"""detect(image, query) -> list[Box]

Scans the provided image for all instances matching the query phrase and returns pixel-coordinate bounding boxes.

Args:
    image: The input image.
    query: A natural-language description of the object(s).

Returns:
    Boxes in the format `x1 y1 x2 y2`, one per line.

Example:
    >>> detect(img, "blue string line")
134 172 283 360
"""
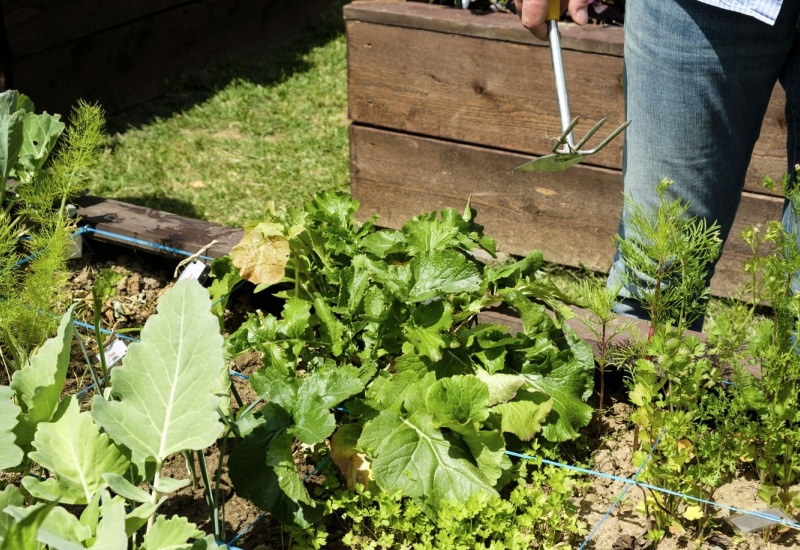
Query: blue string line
83 227 214 261
3 227 89 273
224 457 332 547
506 450 800 530
578 428 666 549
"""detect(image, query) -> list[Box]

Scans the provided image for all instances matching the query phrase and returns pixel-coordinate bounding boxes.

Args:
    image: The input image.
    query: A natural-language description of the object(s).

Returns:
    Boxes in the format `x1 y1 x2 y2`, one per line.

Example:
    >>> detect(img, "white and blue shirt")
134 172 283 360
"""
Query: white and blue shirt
697 0 782 25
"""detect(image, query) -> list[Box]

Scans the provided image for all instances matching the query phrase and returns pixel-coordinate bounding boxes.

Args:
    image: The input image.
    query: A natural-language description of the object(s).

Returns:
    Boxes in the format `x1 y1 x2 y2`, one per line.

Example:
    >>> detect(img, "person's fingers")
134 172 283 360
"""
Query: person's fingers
567 0 590 25
515 0 549 40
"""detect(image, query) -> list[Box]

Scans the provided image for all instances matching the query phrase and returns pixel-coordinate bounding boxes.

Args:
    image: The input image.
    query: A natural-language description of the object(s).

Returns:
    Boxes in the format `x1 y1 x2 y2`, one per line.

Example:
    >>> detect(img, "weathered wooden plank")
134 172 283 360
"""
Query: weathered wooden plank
349 124 784 298
344 1 625 56
3 0 187 57
8 0 334 114
345 3 787 195
75 195 243 260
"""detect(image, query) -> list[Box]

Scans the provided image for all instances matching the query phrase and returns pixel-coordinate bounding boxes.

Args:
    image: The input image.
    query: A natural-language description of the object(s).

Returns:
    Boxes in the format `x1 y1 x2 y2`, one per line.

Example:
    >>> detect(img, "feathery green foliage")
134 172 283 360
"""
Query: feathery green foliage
0 93 105 373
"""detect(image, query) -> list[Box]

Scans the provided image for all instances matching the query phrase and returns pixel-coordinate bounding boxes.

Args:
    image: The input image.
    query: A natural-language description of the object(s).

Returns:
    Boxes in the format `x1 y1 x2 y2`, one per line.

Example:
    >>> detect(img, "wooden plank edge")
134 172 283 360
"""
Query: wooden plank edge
75 195 243 260
344 1 624 57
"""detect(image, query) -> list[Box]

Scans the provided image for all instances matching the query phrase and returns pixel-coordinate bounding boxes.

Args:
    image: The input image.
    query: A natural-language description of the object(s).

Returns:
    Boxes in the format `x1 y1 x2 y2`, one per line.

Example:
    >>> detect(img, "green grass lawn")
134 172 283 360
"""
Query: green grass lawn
91 19 349 229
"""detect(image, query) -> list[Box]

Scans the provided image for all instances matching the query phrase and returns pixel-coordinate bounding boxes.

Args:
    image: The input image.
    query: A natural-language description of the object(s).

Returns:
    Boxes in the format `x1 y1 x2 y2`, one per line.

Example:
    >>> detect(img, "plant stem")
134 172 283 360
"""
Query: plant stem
148 463 162 533
91 286 111 384
197 449 221 539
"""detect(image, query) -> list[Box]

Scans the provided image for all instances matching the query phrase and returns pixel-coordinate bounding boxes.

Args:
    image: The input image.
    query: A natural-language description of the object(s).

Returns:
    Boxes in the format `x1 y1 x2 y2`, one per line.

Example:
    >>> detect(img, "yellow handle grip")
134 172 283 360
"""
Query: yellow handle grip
547 0 561 21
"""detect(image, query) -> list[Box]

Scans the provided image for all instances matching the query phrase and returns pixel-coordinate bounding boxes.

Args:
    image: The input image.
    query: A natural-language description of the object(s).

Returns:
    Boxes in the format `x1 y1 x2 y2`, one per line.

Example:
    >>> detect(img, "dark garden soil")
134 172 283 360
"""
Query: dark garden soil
42 241 800 549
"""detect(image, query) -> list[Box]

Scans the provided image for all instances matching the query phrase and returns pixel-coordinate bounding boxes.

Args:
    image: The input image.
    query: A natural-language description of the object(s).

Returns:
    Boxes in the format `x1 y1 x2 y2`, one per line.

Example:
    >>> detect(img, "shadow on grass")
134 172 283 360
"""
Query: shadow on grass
104 0 347 135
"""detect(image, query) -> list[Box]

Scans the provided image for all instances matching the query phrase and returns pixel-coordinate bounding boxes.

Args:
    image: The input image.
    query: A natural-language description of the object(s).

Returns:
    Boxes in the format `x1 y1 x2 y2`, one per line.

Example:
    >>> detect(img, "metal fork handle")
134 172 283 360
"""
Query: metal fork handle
547 19 574 149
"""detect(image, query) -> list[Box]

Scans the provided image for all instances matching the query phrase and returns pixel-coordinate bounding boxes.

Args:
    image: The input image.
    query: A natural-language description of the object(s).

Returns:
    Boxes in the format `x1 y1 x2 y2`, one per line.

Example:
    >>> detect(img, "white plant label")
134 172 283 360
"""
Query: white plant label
95 338 128 368
178 260 209 283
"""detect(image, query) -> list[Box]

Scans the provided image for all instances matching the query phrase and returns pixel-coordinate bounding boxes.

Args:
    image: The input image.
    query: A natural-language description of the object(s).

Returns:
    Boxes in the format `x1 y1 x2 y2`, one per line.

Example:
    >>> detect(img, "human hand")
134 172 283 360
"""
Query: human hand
513 0 590 40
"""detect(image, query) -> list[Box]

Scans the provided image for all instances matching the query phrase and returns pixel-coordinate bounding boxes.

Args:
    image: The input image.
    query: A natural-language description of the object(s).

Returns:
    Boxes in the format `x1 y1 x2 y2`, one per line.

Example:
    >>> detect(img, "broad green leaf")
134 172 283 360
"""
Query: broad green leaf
38 507 91 547
460 425 507 486
402 300 453 362
208 256 242 328
0 90 33 116
307 191 359 227
291 366 365 444
408 251 481 303
500 289 554 333
124 502 159 537
364 369 424 413
18 112 65 173
340 266 369 315
486 250 544 283
142 514 202 550
92 491 127 550
360 230 405 258
425 375 490 433
0 386 22 469
228 405 321 527
266 432 315 507
493 396 552 441
1 502 53 550
313 297 346 357
475 370 525 406
231 223 290 287
153 478 190 494
24 397 129 504
250 367 296 409
277 297 311 340
359 408 497 509
11 307 74 447
0 110 23 183
102 473 150 504
519 331 594 442
92 280 226 462
402 212 462 255
0 486 24 538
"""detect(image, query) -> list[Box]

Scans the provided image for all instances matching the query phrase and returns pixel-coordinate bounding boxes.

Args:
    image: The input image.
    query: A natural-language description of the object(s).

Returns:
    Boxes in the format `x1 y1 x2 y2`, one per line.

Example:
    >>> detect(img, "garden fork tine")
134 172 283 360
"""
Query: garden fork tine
516 0 630 172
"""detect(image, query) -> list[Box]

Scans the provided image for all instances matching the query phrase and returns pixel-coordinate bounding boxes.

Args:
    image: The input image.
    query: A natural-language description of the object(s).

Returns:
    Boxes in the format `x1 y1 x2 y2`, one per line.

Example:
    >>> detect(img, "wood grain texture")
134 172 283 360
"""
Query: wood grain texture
75 195 243 260
345 2 787 196
5 0 333 114
349 124 784 298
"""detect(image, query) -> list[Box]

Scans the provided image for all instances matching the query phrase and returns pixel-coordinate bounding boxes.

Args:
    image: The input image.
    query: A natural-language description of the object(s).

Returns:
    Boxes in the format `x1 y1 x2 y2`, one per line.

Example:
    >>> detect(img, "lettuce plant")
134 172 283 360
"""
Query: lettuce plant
223 191 595 526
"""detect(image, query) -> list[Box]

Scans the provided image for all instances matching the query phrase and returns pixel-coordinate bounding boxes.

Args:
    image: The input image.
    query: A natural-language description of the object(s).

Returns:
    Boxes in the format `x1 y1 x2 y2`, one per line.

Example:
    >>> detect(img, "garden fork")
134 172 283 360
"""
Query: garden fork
516 0 630 172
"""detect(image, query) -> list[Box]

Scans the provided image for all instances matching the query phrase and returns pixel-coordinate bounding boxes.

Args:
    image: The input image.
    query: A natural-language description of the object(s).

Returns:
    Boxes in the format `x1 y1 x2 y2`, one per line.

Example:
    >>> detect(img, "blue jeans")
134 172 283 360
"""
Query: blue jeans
608 0 800 331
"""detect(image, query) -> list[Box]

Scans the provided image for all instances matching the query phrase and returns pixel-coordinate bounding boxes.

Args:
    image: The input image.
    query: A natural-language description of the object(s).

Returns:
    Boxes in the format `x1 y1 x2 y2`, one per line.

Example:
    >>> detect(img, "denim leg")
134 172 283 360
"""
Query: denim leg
781 29 800 295
608 0 800 330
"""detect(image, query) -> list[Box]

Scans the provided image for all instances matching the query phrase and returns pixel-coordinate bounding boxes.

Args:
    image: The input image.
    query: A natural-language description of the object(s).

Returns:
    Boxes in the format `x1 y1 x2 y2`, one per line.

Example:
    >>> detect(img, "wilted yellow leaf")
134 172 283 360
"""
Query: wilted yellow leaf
682 505 704 521
331 425 377 493
231 225 290 286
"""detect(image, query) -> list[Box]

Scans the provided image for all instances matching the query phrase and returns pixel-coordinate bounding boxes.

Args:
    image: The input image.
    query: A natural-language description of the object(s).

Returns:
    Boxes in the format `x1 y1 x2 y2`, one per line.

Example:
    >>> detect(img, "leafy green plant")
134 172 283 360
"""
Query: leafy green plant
0 279 226 548
327 461 587 549
222 191 595 527
0 90 104 370
615 179 722 336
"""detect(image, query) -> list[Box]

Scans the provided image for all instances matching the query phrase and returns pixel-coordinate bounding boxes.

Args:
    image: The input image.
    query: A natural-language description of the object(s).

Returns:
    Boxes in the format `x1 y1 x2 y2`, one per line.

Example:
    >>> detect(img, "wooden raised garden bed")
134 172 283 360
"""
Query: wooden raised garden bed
344 1 787 298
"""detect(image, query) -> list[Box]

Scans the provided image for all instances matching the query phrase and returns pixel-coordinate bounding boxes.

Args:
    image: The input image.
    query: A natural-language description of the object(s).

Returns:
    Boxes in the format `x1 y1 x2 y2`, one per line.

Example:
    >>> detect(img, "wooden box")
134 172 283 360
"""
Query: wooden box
345 1 787 297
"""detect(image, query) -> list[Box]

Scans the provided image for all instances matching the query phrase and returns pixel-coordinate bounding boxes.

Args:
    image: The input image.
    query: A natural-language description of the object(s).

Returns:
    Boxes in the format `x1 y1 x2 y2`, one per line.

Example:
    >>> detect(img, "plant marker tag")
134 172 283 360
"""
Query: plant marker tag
68 233 83 259
177 260 209 284
728 508 793 533
93 338 128 368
